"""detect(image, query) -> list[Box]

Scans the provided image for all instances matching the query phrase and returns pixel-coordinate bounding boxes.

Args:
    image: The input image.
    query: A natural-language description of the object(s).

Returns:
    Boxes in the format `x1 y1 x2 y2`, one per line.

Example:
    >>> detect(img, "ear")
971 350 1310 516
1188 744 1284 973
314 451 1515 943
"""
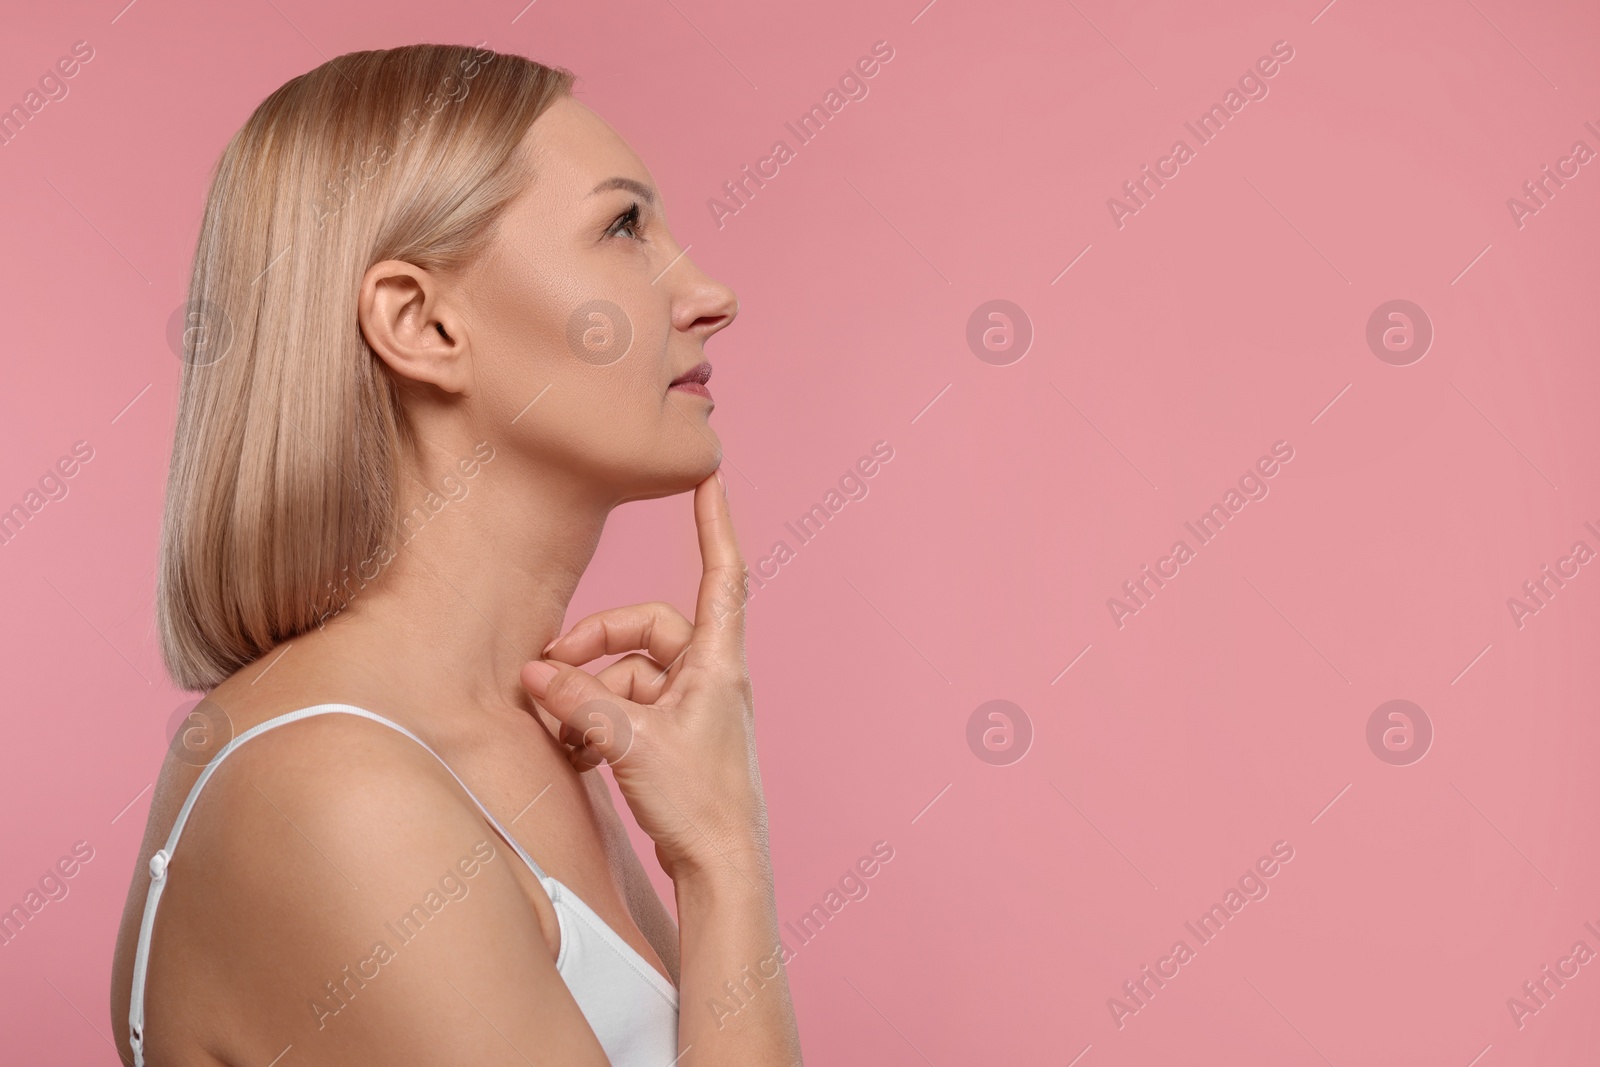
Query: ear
358 259 471 394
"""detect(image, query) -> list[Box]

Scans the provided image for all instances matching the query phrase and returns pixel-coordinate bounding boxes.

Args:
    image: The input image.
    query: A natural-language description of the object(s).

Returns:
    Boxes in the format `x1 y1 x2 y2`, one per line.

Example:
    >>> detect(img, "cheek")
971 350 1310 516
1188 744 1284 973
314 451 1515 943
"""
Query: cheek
466 252 674 417
502 354 670 471
458 245 693 479
570 305 628 364
551 298 674 426
464 284 576 419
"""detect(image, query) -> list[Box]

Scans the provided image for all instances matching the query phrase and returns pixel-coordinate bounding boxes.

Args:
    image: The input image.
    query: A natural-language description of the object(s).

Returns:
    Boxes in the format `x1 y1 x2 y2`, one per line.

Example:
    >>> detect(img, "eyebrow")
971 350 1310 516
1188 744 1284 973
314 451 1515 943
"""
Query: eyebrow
589 176 657 206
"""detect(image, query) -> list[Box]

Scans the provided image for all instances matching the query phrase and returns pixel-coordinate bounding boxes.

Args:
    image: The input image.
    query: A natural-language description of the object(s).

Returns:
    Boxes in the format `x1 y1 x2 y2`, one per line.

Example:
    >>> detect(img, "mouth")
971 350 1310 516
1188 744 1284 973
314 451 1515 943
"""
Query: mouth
668 361 713 400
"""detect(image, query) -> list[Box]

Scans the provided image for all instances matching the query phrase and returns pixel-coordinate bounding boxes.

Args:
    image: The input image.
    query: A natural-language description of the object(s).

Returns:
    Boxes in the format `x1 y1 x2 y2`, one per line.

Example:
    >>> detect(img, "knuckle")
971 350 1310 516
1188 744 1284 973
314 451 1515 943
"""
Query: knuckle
714 557 748 584
680 642 718 673
714 566 750 611
628 712 652 745
548 667 587 706
576 698 633 754
709 660 753 696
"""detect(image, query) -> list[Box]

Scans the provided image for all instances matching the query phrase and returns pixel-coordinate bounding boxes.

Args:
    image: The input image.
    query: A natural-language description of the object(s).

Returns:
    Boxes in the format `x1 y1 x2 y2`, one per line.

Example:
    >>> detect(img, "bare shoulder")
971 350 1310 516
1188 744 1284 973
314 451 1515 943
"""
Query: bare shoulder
130 710 609 1066
198 707 465 831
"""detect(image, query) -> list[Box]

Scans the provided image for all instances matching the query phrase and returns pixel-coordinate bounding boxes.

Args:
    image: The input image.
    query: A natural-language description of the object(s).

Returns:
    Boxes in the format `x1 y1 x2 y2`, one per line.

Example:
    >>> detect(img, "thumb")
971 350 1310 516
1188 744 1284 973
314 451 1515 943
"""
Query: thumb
522 660 637 766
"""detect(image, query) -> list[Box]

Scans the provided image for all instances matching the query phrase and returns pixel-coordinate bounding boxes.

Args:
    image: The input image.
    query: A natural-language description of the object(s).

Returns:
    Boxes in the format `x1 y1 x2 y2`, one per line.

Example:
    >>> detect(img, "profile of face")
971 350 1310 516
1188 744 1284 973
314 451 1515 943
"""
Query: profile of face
360 96 739 505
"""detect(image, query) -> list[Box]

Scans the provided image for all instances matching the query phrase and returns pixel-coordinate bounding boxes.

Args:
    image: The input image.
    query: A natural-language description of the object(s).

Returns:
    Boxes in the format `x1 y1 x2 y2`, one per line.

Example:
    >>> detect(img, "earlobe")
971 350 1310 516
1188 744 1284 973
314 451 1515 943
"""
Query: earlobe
358 259 470 394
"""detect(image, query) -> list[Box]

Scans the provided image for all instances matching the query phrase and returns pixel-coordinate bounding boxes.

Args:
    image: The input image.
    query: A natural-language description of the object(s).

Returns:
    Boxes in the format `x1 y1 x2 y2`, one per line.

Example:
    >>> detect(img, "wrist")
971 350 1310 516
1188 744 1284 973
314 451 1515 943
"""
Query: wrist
672 839 775 903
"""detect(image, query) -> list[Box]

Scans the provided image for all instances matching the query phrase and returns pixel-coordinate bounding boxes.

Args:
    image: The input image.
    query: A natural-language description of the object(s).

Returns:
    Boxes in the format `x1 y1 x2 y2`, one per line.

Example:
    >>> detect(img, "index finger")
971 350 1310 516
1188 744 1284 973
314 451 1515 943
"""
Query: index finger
542 602 694 670
691 467 749 661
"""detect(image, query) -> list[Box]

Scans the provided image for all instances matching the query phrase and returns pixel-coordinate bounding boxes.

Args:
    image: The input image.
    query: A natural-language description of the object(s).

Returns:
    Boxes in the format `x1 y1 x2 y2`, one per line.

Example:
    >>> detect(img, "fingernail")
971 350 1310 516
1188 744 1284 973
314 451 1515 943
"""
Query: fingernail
525 660 559 693
715 467 726 491
541 636 558 655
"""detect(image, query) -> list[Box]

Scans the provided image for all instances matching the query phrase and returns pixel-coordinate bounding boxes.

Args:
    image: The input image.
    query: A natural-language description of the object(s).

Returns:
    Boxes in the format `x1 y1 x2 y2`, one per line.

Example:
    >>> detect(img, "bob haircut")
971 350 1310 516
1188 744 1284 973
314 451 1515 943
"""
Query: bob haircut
157 43 574 691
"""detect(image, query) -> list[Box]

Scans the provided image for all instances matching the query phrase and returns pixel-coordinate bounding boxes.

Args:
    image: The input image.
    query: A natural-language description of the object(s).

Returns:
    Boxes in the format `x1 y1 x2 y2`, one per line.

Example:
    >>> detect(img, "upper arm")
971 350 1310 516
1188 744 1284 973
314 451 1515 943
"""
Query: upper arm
167 716 612 1067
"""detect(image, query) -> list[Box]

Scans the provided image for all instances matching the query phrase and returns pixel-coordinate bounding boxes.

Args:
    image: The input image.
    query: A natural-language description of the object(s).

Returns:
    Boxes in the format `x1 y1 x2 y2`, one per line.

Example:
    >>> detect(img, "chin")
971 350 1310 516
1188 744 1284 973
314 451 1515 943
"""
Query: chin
613 443 721 505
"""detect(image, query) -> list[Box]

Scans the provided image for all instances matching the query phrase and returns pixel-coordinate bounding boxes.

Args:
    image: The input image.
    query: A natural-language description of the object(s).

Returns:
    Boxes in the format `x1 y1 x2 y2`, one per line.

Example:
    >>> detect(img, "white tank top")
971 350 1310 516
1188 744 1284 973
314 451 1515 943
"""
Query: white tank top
127 704 680 1066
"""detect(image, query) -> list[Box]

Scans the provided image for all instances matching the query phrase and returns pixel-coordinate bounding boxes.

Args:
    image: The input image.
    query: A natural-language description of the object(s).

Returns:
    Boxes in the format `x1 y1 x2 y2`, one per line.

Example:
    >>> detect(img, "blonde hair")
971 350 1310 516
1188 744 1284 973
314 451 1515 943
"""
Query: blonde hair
157 43 574 691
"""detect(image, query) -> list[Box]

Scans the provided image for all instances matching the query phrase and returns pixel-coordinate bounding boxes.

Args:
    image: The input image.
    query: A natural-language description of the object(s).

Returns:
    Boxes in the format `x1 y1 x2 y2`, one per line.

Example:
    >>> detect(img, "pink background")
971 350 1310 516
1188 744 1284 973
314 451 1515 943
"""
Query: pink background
2 0 1598 1063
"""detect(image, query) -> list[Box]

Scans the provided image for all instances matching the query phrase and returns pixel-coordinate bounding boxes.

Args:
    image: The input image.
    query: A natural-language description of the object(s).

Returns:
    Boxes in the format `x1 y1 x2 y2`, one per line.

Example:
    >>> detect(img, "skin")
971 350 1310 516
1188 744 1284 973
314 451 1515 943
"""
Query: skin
109 95 802 1066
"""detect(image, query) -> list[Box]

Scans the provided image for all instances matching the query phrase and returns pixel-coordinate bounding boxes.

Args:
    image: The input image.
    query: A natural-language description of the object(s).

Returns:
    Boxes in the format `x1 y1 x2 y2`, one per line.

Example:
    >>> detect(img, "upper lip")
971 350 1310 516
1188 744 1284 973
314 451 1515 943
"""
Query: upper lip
669 361 713 387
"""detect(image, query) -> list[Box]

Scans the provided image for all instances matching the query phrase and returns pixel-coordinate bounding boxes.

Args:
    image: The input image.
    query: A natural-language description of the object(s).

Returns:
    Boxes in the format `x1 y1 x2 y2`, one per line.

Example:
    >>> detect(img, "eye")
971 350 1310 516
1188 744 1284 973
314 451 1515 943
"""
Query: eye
606 201 644 241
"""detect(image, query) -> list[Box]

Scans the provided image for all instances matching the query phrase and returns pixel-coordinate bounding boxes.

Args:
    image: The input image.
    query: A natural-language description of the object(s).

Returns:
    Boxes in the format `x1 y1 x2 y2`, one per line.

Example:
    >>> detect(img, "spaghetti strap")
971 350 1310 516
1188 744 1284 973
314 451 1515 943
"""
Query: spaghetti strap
127 703 551 1067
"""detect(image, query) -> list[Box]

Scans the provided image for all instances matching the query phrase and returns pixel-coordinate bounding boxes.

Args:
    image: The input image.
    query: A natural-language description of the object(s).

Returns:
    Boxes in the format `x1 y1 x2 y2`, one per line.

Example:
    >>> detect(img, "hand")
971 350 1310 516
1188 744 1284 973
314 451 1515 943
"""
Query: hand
520 470 768 885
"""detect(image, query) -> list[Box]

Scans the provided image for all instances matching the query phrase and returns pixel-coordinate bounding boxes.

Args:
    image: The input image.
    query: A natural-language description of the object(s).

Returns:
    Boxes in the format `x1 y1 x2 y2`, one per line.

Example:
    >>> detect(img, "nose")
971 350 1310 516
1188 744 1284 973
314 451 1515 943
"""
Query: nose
671 257 738 342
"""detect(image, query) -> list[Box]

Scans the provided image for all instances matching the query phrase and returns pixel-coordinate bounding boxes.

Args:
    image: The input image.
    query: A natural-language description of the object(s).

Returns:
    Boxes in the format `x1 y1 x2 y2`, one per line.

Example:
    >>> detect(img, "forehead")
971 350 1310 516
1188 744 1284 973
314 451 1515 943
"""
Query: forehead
517 96 652 203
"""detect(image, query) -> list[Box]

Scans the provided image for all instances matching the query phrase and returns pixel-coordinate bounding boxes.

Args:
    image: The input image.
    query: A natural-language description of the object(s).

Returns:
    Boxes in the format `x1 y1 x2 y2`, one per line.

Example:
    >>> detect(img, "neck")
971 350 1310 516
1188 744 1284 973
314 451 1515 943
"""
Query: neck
294 436 614 728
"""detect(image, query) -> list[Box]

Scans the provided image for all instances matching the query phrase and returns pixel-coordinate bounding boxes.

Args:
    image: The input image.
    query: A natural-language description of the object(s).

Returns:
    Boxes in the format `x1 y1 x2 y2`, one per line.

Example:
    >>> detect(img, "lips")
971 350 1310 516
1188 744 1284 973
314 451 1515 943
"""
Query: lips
669 361 713 387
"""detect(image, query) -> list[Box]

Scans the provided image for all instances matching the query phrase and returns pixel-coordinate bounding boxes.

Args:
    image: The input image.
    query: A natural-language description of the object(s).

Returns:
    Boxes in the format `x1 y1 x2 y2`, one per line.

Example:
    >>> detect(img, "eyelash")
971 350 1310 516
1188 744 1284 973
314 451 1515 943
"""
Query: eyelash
607 202 645 241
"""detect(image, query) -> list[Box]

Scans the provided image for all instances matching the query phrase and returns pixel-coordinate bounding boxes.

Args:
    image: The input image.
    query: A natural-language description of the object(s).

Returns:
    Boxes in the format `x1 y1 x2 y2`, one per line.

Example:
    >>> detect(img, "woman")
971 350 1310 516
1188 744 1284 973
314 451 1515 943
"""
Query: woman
109 43 802 1066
